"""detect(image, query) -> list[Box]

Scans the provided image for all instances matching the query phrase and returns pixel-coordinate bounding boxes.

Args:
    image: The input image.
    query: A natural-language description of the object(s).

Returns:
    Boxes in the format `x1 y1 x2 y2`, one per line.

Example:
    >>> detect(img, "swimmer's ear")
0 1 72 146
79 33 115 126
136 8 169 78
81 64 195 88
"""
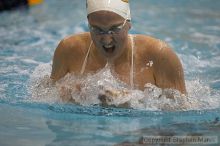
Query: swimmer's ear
87 14 90 20
127 21 132 30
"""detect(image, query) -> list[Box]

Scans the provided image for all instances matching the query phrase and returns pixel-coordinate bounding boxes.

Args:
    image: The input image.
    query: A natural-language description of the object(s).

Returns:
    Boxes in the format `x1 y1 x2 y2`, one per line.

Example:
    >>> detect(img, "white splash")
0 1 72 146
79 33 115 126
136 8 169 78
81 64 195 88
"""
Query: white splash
28 63 61 103
146 60 153 68
28 63 220 111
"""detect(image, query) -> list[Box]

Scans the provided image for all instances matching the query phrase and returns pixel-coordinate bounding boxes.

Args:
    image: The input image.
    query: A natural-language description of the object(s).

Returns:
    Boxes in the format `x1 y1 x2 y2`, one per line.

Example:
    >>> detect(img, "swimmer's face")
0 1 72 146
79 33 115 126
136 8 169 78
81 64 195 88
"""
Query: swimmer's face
88 11 131 60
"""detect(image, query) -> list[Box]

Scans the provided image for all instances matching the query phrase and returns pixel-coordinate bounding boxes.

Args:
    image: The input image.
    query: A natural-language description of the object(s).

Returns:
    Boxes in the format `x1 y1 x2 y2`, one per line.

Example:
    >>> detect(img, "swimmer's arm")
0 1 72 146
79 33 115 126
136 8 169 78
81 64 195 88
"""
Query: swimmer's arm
50 40 69 82
153 47 187 94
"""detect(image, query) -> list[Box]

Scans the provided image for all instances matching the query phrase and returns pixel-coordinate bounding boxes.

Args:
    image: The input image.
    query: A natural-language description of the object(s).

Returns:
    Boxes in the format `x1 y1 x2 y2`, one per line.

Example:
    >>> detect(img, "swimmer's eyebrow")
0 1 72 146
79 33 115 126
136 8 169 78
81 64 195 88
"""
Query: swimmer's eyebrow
90 25 102 30
90 22 124 29
110 22 125 28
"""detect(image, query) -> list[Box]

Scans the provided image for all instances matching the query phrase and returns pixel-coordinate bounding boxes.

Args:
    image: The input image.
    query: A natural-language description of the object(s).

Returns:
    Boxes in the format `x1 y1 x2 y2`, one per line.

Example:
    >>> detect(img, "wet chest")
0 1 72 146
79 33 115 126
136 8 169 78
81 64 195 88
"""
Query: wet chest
114 61 155 89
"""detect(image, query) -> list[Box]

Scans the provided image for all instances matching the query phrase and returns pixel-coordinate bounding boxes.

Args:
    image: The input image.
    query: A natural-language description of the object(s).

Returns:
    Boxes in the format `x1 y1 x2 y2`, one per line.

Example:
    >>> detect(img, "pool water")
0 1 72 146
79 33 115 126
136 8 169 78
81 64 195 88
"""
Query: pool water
0 0 220 145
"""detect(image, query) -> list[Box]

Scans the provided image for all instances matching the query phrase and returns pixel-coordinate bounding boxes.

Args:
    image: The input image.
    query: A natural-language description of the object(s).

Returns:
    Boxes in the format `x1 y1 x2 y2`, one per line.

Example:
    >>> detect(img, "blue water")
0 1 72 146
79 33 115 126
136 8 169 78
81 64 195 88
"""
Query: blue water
0 0 220 145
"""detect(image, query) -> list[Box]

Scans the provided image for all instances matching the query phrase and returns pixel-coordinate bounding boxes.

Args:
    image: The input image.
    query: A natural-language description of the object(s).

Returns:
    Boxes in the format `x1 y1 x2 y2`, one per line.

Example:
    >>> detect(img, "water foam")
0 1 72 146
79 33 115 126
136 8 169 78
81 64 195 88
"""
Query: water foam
28 63 220 111
28 63 61 103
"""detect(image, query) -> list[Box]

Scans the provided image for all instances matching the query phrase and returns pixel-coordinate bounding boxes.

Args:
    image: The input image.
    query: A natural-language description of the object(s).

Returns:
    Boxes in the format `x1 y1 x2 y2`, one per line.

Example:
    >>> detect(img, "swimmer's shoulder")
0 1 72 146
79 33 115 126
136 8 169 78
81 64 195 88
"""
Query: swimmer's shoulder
133 34 170 53
53 32 92 59
132 34 181 69
51 33 91 81
57 32 91 53
132 35 186 93
132 34 172 61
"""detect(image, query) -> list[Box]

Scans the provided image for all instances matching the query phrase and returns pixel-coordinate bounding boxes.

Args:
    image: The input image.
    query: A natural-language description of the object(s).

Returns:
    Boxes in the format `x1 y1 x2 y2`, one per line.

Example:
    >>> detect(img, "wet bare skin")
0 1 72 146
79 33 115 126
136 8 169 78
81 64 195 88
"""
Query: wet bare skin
50 11 186 98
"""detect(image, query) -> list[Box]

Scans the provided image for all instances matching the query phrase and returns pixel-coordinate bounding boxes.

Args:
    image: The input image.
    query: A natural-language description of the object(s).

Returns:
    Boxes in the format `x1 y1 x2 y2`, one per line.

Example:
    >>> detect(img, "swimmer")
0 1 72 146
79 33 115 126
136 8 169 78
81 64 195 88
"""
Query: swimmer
50 0 186 102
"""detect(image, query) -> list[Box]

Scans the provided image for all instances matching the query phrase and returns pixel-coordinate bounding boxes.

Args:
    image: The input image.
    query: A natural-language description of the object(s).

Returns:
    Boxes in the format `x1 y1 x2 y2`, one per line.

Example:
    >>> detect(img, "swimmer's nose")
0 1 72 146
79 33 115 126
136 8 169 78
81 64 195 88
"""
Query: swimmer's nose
101 35 113 45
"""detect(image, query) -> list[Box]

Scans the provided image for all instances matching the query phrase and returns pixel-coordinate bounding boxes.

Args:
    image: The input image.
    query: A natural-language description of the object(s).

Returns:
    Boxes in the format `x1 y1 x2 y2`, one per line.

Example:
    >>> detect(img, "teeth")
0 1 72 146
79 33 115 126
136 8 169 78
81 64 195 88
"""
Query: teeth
103 45 115 53
104 45 113 48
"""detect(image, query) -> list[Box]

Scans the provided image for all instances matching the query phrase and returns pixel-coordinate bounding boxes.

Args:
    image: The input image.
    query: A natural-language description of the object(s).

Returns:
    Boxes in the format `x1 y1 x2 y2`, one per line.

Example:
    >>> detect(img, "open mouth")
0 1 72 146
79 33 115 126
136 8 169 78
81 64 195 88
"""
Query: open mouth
103 45 116 53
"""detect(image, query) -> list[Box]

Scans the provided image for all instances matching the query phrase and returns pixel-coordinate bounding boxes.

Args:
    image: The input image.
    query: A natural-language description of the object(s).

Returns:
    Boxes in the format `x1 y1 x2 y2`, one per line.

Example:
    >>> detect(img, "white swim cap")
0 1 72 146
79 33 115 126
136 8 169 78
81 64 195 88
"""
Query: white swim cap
86 0 131 20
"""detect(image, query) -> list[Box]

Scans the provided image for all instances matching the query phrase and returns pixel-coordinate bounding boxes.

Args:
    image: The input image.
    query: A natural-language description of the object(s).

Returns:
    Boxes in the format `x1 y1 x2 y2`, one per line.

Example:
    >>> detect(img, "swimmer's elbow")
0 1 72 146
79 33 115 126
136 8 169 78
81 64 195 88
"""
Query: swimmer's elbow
176 81 187 95
50 75 57 83
50 61 68 82
154 62 187 95
158 47 186 94
50 68 68 83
